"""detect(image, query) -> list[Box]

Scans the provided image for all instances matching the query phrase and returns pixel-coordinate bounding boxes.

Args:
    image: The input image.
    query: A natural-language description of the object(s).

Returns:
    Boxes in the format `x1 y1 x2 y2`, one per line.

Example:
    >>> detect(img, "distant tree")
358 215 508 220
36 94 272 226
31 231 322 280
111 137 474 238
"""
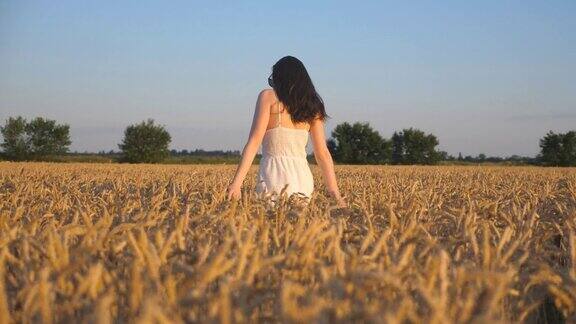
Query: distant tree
0 116 71 161
391 128 441 165
539 131 576 166
326 138 338 157
561 131 576 166
457 152 463 161
327 122 391 164
26 117 72 158
487 156 503 163
391 132 404 164
118 119 171 163
438 151 450 161
539 132 562 165
0 117 29 160
478 153 486 161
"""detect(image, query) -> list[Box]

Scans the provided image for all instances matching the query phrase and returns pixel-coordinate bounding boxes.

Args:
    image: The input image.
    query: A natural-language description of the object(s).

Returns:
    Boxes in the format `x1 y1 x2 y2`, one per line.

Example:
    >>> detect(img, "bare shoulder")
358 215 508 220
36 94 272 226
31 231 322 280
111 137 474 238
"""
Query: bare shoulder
310 116 325 127
258 88 277 103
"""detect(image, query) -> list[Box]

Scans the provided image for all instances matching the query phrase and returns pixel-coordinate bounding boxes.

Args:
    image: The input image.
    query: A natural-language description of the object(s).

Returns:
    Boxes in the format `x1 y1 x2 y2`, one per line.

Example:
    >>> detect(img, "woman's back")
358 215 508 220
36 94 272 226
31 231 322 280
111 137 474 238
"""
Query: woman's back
261 100 309 159
256 98 314 199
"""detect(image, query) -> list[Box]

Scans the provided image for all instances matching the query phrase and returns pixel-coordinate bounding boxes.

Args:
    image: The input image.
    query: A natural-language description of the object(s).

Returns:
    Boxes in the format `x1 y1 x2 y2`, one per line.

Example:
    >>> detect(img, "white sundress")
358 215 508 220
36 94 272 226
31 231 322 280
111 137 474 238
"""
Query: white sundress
256 101 314 200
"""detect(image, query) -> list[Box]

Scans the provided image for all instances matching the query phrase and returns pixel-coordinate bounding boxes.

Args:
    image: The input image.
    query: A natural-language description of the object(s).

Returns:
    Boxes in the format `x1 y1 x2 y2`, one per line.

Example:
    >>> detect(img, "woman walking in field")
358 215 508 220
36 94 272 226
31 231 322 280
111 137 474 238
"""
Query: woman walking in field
227 56 345 207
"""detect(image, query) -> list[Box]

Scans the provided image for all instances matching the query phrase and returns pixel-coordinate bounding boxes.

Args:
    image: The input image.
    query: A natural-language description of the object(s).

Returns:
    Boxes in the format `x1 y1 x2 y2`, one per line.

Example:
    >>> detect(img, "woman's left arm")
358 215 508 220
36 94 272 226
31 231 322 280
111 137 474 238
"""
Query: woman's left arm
226 90 272 200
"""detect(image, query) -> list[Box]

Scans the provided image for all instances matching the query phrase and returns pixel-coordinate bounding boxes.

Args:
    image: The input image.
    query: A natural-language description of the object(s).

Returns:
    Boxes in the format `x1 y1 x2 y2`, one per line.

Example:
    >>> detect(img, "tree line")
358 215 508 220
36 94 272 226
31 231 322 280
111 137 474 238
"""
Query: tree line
0 117 172 163
1 116 574 166
327 122 443 165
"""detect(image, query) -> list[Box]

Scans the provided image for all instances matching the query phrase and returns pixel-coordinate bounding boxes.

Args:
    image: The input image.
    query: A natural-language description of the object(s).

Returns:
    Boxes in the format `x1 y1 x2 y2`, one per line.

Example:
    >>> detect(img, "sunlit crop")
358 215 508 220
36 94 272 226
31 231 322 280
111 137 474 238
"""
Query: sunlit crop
0 162 574 323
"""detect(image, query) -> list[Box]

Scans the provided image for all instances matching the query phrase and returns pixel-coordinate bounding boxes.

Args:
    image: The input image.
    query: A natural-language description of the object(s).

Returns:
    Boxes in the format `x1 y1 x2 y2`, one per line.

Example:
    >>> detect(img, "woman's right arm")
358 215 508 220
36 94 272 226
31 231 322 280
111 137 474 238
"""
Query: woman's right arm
226 89 272 200
309 118 346 207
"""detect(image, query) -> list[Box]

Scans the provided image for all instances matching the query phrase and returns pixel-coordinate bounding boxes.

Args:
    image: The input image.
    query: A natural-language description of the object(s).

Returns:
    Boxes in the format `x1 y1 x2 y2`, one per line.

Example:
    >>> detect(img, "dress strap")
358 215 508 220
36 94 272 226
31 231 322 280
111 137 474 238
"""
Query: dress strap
277 101 282 127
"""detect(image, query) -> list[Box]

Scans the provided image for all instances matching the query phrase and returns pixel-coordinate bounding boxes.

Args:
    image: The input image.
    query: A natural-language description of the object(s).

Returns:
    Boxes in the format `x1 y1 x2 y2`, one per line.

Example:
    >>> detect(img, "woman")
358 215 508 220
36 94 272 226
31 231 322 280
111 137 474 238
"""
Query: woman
226 56 345 207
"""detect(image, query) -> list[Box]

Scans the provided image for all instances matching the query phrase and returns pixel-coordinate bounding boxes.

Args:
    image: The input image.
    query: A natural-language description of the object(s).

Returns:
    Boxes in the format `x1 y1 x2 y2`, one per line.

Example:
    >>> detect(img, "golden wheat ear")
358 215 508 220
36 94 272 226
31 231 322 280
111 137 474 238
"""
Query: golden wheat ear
1 163 574 323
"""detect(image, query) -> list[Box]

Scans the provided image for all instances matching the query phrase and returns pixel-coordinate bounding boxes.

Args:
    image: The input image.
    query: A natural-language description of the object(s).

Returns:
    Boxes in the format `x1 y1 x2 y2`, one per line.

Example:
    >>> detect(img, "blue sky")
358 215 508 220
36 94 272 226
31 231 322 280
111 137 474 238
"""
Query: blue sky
1 0 575 156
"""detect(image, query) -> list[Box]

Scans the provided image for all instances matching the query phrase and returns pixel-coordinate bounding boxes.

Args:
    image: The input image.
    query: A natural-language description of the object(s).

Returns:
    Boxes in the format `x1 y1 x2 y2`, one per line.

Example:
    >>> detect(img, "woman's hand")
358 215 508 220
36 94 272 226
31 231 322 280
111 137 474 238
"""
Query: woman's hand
329 190 347 208
336 195 347 208
226 182 242 201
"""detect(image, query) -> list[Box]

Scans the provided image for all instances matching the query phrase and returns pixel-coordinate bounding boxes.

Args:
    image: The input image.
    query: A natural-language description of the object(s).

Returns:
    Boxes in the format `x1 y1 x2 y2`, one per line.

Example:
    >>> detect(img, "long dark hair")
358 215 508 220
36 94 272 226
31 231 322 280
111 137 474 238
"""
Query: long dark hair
268 56 327 123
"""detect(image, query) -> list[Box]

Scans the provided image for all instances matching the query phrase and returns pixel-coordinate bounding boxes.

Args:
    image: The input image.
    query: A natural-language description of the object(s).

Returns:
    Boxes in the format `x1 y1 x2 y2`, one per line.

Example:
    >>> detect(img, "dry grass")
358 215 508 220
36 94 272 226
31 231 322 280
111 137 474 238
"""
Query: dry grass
0 162 575 323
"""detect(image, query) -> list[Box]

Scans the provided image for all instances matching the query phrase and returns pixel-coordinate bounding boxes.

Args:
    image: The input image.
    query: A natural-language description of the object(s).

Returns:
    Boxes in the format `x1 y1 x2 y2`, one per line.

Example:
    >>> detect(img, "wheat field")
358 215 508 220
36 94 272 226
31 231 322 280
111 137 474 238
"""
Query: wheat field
0 162 575 323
